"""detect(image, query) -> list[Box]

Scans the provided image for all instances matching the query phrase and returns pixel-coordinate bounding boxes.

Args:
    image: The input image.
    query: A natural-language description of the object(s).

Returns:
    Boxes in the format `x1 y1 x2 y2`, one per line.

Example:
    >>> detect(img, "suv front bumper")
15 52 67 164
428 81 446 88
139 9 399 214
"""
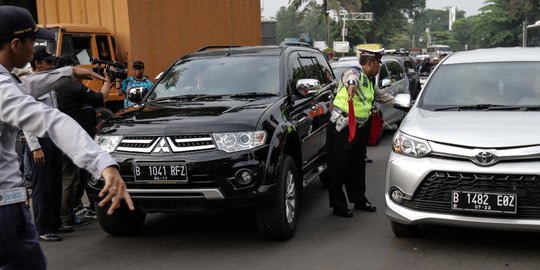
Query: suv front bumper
88 146 276 212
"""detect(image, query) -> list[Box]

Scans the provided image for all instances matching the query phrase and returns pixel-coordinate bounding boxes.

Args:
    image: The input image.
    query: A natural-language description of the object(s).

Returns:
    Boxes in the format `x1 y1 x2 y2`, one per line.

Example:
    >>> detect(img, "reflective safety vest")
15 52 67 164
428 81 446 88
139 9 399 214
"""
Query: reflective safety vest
332 70 374 125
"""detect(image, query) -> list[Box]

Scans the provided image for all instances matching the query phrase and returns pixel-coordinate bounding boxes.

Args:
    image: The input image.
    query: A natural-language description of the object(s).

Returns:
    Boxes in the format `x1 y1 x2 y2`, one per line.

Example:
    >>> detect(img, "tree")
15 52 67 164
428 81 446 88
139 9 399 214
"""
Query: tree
276 3 342 45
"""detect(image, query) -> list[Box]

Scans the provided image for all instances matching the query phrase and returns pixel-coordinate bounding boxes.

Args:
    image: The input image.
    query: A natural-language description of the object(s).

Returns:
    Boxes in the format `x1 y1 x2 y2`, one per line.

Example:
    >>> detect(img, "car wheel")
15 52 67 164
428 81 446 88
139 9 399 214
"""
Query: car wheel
95 202 146 236
390 221 419 237
256 154 299 240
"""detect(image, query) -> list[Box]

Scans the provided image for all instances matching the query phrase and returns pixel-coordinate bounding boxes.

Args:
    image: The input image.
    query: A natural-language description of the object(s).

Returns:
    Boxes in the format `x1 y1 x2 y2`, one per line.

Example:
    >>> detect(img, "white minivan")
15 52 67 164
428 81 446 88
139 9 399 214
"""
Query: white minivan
386 47 540 237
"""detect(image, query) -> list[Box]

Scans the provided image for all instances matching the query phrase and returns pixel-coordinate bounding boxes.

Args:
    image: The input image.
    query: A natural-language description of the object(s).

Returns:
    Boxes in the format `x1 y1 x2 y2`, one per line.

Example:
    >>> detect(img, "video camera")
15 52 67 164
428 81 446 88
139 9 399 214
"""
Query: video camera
90 57 128 81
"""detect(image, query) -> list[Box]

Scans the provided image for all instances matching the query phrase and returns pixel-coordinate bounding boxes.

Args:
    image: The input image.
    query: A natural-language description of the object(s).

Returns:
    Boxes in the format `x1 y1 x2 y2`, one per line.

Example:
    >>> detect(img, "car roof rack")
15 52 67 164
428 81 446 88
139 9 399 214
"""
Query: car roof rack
196 45 242 52
279 41 312 48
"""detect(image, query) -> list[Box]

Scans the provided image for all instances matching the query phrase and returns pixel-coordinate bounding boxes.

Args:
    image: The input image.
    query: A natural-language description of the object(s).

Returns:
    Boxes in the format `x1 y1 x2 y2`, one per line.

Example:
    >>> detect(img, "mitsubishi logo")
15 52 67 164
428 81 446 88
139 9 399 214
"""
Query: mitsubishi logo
473 151 497 166
153 138 171 153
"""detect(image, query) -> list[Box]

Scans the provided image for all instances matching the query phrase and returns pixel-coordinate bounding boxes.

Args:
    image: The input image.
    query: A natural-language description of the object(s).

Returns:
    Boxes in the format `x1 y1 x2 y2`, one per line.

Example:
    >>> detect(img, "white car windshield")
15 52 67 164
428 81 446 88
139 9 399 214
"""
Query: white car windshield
418 62 540 110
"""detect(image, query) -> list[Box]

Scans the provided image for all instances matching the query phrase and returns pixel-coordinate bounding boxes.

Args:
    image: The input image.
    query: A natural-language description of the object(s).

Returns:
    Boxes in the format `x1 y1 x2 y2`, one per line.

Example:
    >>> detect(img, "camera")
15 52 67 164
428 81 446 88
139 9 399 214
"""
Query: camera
90 57 128 81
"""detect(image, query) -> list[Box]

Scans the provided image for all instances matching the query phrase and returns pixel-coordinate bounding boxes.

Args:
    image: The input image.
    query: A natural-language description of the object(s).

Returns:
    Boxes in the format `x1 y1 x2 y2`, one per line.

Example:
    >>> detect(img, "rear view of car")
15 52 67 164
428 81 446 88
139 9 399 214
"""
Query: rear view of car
385 48 540 237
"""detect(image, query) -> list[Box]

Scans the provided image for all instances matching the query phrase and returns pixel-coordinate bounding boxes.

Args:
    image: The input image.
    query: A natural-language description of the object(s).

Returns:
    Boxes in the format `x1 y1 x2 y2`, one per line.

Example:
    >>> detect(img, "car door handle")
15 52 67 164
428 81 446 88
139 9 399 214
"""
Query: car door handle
293 115 308 124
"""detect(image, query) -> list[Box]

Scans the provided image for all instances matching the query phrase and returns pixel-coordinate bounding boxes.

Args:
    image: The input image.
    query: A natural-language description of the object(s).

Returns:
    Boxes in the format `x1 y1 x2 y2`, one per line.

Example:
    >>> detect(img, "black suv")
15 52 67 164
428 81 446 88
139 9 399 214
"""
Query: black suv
89 44 337 240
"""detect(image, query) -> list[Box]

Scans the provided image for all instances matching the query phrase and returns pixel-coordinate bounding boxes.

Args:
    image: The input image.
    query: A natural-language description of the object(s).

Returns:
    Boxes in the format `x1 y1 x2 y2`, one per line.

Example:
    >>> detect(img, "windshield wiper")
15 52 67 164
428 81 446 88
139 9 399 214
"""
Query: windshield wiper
434 104 514 111
485 105 540 111
230 92 277 98
192 94 228 101
149 94 209 103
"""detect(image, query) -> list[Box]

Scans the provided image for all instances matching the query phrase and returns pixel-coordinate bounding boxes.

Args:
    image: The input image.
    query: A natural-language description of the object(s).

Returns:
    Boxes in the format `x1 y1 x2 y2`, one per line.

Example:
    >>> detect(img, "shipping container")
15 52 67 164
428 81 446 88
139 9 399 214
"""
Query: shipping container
36 0 262 84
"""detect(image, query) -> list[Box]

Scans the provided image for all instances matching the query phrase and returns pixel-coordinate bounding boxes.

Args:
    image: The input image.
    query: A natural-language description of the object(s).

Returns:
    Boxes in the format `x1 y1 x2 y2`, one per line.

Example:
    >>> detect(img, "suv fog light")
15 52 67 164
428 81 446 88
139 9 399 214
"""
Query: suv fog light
390 188 404 204
236 169 253 185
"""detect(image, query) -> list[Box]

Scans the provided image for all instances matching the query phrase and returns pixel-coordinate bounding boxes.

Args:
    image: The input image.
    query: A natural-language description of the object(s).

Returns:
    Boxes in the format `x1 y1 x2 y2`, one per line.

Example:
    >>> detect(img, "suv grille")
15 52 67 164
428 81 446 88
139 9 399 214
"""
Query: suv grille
116 135 215 154
402 171 540 218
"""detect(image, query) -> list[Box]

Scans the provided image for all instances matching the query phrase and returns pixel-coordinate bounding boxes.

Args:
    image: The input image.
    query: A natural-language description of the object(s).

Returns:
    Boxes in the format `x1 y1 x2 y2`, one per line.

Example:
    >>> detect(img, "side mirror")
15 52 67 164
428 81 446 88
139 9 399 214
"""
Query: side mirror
155 71 163 81
296 79 321 97
127 86 148 104
394 93 411 112
381 78 391 88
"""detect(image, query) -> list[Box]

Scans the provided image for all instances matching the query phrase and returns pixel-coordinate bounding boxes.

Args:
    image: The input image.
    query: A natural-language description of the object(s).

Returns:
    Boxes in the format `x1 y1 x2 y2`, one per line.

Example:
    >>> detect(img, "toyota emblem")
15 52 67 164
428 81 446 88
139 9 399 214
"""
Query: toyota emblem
473 151 497 166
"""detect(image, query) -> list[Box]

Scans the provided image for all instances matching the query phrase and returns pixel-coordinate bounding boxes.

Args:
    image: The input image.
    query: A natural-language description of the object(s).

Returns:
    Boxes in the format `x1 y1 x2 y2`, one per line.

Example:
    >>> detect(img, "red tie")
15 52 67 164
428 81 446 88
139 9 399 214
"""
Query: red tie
348 99 356 142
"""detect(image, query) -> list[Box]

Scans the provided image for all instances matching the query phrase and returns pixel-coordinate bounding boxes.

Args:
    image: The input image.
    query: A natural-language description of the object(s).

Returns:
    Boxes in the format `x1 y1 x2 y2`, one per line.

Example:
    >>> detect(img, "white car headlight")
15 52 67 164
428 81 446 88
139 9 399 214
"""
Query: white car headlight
213 131 266 153
393 131 431 158
94 135 122 153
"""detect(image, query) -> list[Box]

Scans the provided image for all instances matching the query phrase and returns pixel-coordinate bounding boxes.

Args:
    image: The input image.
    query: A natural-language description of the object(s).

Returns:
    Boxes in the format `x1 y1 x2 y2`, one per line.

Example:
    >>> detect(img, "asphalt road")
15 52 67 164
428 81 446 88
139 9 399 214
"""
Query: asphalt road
42 131 540 270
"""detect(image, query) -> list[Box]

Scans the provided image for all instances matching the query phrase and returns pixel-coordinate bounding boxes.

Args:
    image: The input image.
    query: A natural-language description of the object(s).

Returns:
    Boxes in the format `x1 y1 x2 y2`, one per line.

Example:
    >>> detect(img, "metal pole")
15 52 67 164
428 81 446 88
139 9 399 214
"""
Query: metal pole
342 18 346 42
412 33 415 49
523 20 527 47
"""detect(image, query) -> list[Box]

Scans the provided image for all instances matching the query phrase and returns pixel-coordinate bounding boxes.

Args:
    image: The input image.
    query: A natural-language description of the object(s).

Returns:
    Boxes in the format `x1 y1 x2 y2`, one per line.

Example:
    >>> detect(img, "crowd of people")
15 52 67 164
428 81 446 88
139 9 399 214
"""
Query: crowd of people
15 46 152 242
0 5 136 269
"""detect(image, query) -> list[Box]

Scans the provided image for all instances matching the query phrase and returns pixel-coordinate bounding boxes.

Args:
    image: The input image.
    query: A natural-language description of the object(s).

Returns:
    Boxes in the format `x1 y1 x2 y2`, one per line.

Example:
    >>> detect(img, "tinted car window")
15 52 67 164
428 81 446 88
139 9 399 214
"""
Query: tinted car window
61 34 93 64
95 35 112 61
387 61 404 81
419 62 540 109
404 59 414 71
149 56 280 100
314 54 334 85
299 57 324 83
291 56 307 90
378 64 390 86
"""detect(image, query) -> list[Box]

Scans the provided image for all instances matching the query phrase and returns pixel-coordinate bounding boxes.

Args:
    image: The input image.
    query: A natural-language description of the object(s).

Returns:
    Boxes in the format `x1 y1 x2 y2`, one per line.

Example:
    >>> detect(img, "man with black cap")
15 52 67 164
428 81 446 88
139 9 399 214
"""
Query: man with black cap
0 6 133 269
327 48 394 218
23 45 72 242
115 60 153 108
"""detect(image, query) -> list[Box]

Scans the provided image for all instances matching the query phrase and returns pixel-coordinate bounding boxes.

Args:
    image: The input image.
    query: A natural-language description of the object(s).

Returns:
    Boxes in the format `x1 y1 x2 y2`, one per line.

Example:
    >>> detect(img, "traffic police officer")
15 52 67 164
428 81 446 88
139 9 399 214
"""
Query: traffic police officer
0 6 133 269
327 48 394 218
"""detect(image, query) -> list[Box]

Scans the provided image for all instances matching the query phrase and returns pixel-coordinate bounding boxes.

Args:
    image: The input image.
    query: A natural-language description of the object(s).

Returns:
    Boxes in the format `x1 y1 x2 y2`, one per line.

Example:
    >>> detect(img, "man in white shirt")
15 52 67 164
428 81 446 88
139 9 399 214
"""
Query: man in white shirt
0 6 133 270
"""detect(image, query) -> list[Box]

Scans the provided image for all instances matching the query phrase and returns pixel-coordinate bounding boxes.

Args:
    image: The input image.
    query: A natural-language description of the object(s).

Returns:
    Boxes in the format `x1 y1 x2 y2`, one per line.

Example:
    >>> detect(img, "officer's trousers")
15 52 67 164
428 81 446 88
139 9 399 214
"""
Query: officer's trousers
31 138 62 235
0 203 47 270
327 117 372 210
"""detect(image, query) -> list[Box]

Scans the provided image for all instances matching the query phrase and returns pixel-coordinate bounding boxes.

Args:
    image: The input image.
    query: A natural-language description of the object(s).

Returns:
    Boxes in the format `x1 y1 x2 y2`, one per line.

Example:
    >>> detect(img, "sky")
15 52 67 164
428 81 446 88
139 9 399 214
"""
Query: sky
261 0 486 18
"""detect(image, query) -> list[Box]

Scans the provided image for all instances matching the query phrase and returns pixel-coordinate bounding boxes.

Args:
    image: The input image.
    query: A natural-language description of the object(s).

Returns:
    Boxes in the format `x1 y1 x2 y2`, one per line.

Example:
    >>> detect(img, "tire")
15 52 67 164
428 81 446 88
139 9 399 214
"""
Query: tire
390 221 419 238
95 202 146 236
256 155 299 240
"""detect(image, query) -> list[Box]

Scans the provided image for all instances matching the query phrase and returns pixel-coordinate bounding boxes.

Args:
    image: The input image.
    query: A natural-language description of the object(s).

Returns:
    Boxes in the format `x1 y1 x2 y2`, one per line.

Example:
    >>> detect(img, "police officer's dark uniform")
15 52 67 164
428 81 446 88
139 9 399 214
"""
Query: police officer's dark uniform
0 6 121 269
327 49 394 217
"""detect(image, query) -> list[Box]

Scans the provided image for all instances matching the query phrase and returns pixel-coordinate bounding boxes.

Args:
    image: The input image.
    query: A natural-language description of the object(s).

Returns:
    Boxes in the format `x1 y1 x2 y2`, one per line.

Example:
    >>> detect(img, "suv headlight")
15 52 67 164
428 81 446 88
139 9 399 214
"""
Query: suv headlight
393 131 431 158
213 131 266 153
94 135 122 153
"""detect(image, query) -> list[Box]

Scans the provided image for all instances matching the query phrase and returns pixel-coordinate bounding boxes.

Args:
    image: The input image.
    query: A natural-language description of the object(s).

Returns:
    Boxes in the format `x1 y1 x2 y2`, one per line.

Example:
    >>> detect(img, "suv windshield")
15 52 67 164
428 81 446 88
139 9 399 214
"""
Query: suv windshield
418 62 540 110
148 56 280 101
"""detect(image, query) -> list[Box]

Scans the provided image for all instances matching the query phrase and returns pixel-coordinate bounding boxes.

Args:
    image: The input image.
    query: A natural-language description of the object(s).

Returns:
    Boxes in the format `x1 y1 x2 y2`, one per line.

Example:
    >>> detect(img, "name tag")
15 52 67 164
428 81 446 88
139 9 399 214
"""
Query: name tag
0 187 27 206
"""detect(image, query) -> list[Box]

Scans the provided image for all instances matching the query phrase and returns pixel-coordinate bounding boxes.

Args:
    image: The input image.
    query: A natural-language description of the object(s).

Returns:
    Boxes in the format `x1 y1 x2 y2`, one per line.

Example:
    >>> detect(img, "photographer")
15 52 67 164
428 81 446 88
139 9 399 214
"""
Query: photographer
114 60 153 108
55 55 112 228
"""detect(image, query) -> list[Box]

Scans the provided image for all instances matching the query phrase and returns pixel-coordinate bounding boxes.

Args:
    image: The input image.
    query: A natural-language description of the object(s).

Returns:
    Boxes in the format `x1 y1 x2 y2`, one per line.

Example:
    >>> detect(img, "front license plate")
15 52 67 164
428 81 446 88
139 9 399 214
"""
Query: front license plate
133 163 188 183
451 191 517 214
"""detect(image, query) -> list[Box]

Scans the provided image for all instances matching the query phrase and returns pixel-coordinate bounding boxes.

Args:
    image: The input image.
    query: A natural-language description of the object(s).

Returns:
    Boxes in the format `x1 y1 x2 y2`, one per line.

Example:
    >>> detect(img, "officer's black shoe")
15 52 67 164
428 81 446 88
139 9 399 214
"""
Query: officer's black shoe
354 201 377 212
332 207 354 218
